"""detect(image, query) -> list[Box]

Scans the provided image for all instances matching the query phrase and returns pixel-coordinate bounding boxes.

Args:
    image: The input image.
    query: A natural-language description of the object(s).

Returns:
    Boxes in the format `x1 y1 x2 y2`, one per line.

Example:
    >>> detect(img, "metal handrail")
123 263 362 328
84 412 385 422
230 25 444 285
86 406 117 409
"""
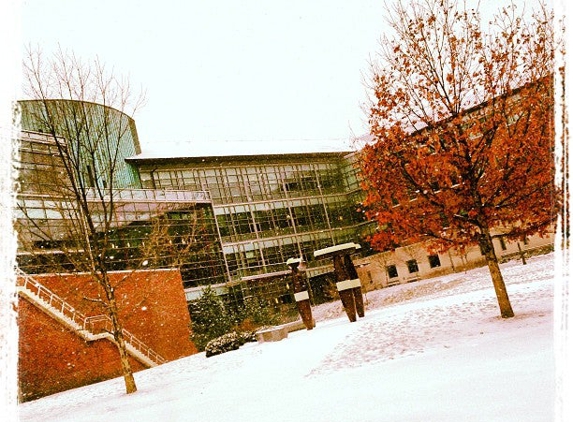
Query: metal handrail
16 270 166 365
84 187 212 203
17 271 88 329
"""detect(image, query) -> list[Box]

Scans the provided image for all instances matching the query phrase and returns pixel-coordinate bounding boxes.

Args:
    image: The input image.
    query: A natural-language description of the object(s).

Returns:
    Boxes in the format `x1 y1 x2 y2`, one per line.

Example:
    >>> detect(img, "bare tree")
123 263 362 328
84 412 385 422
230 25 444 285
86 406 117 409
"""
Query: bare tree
18 46 148 394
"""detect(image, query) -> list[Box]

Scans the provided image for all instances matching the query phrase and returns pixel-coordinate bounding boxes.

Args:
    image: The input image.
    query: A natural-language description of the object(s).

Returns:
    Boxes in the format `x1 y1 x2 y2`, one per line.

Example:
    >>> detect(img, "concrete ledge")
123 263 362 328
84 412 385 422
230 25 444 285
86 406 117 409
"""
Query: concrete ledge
314 242 360 258
283 319 309 332
255 318 312 342
336 278 362 291
294 291 310 301
256 325 289 343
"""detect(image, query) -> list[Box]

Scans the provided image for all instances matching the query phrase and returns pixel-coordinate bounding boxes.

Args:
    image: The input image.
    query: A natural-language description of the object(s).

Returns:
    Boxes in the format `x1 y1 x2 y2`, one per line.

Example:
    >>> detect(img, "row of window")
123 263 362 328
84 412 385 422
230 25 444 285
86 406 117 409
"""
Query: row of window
385 254 442 279
339 153 363 192
16 198 215 228
383 238 533 281
16 198 227 287
215 199 365 242
19 130 139 193
223 229 358 280
145 162 348 204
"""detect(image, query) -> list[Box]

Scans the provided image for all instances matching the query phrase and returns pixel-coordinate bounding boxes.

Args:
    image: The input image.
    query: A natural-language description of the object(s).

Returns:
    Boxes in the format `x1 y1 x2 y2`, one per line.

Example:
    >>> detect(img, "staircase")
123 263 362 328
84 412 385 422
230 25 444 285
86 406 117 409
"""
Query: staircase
16 270 166 368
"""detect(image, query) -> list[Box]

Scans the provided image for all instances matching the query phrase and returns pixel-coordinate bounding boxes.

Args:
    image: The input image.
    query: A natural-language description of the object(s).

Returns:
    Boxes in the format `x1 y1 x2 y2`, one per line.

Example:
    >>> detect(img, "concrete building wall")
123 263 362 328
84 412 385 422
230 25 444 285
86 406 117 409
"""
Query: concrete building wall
354 232 554 291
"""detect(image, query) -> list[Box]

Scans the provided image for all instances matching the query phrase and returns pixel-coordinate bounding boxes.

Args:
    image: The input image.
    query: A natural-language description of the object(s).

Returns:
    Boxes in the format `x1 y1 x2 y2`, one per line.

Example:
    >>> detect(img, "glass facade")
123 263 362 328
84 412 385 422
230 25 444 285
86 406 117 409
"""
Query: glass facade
131 153 375 308
15 130 226 289
19 99 142 189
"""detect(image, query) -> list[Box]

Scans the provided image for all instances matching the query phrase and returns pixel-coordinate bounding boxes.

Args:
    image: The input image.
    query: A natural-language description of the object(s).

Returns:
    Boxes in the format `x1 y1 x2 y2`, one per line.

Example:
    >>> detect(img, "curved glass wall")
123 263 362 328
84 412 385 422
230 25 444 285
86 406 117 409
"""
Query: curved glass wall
19 99 141 189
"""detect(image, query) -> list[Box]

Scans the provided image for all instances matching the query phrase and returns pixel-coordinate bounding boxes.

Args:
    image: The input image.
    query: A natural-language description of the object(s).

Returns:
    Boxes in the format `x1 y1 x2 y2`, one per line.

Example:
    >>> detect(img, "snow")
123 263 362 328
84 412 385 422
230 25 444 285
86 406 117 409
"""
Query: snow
129 138 356 160
16 253 565 421
313 242 360 257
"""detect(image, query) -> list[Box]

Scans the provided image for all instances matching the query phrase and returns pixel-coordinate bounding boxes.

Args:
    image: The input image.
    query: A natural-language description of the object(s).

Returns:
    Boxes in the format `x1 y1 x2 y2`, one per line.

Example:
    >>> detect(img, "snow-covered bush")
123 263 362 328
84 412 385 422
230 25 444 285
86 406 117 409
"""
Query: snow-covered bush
205 331 256 358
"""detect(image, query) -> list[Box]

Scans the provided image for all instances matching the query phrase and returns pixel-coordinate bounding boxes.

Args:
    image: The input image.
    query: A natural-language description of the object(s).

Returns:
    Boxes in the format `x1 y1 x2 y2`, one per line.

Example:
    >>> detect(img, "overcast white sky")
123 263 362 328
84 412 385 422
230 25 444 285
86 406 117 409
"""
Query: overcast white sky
20 0 535 152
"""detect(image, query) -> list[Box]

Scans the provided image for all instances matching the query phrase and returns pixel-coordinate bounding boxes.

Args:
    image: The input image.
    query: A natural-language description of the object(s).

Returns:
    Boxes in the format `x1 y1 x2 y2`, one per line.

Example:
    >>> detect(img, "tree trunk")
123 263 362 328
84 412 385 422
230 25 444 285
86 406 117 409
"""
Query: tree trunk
109 304 137 394
517 242 527 265
104 281 137 394
480 226 515 318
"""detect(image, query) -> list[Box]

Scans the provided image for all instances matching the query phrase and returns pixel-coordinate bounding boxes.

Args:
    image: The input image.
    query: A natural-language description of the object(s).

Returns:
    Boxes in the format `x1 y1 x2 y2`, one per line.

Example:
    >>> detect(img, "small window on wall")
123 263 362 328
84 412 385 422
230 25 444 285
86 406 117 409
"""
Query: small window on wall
498 236 507 251
479 241 487 255
386 265 398 279
428 254 441 268
406 259 419 273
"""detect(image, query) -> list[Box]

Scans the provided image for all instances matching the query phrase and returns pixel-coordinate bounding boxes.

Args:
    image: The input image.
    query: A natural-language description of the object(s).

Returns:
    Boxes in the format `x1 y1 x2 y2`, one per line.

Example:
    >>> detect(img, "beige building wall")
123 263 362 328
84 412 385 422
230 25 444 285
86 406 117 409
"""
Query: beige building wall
354 231 555 291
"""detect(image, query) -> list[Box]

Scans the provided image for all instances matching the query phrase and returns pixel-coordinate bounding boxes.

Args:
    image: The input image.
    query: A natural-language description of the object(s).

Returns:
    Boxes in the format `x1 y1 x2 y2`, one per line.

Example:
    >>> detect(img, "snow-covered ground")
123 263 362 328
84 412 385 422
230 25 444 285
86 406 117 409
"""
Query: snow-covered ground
17 253 561 421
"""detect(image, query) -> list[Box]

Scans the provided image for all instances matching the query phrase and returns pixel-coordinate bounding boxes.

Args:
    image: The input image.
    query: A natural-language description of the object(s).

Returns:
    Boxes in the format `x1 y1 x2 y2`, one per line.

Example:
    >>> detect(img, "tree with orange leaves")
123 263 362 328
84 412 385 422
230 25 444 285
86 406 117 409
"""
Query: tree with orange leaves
360 0 557 318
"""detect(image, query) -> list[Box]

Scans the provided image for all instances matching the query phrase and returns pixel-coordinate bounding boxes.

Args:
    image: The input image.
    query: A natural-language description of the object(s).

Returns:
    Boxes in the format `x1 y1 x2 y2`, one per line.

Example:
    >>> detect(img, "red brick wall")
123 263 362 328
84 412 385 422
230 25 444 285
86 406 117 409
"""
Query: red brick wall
18 269 197 402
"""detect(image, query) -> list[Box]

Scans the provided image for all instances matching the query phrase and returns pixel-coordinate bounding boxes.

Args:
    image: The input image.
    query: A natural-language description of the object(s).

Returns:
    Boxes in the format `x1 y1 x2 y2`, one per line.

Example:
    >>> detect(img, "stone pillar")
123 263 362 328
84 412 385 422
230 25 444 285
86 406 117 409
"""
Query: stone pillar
314 243 365 323
286 258 315 330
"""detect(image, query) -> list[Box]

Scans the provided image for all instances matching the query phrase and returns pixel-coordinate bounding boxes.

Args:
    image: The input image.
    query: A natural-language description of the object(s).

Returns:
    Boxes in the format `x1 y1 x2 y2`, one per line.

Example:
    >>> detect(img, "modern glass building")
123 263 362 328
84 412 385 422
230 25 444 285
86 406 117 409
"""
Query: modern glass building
126 149 375 306
16 100 226 292
16 99 374 315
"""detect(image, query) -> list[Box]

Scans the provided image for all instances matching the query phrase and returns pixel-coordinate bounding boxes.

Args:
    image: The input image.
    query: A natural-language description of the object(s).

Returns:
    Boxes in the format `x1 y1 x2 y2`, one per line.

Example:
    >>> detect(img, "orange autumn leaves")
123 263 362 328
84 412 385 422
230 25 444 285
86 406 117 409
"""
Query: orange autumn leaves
360 0 556 255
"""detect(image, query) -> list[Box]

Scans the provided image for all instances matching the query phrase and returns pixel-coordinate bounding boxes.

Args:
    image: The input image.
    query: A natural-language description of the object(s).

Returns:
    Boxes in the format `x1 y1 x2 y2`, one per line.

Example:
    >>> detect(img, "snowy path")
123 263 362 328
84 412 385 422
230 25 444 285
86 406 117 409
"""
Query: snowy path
18 253 556 422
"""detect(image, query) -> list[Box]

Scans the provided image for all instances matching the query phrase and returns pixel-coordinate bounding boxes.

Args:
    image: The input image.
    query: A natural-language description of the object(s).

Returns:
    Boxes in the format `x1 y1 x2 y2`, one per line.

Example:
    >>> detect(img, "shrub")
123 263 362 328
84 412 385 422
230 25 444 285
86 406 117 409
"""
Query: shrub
189 288 283 352
205 331 256 358
234 296 281 328
188 286 233 351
